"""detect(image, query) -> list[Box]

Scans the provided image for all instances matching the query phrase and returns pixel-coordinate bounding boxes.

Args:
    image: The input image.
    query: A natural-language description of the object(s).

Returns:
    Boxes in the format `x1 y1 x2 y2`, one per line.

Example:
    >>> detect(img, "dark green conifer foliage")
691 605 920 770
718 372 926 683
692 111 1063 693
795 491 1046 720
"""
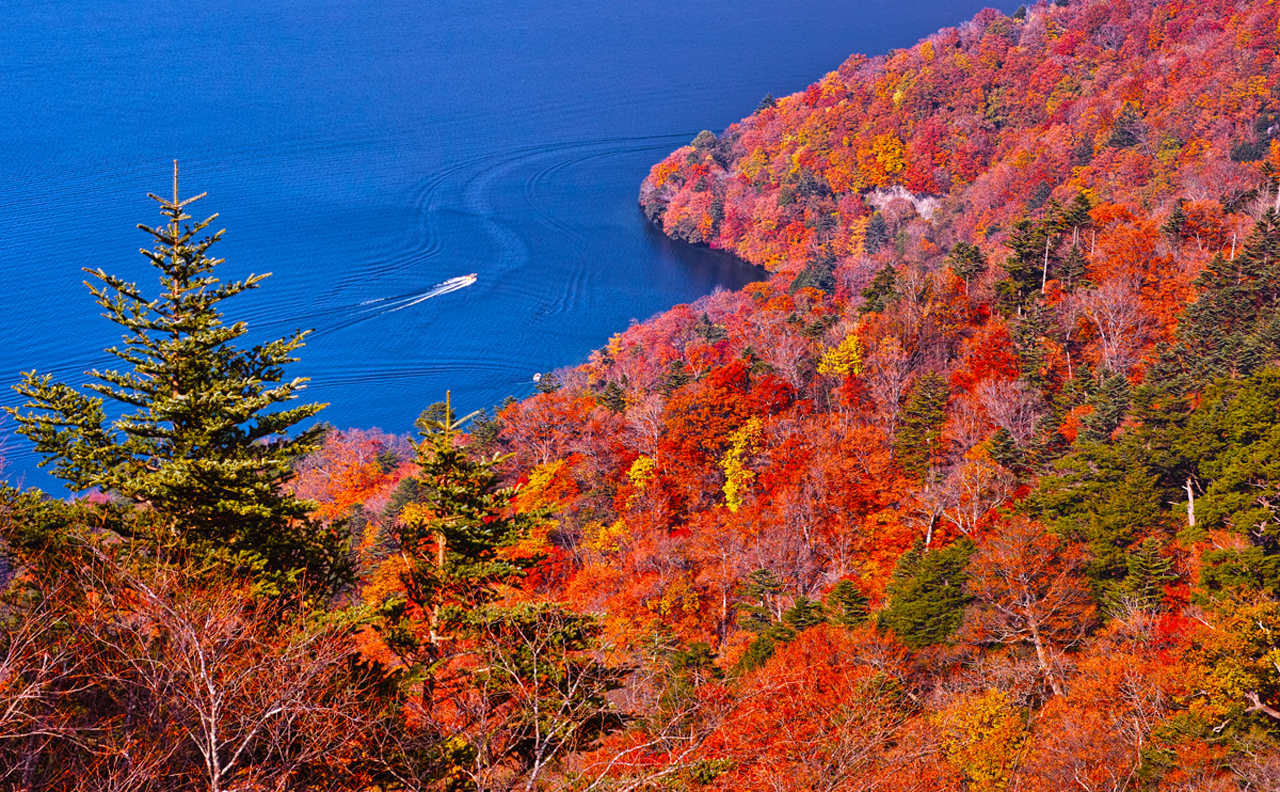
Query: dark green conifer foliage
1011 299 1052 389
946 241 987 286
864 212 891 254
825 579 870 628
7 166 347 594
1058 244 1090 292
986 427 1024 471
733 569 786 672
1061 191 1093 236
1084 466 1163 589
859 263 898 314
1161 198 1188 242
598 380 627 414
736 568 784 636
694 313 728 343
465 407 503 455
535 372 563 393
1080 371 1131 443
780 596 826 633
1162 211 1280 387
789 252 837 295
1105 537 1176 612
877 539 975 648
1199 546 1280 598
391 393 542 647
1184 368 1280 553
894 372 950 482
657 360 693 396
1000 216 1060 307
1031 440 1165 592
1107 104 1146 149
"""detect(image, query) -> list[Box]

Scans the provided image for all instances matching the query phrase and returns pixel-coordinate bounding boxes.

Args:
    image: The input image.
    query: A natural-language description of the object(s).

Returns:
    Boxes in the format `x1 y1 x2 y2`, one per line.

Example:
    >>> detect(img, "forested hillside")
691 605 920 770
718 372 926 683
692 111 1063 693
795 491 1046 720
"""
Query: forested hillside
4 0 1280 789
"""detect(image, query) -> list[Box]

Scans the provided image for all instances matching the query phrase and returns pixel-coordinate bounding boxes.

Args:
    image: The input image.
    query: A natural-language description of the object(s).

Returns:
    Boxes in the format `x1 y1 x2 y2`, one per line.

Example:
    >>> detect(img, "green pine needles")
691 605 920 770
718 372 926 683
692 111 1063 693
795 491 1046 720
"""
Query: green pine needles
8 164 349 594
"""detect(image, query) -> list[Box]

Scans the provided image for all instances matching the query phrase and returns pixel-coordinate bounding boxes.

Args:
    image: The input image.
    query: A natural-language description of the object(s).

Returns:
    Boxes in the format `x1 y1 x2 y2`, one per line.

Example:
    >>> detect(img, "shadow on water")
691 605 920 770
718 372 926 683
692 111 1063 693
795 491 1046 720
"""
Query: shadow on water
639 208 767 295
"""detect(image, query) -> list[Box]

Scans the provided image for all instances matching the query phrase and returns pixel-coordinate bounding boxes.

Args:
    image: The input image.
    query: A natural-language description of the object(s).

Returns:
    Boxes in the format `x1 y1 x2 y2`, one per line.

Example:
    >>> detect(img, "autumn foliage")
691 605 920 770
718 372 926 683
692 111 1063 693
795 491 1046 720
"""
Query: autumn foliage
9 0 1280 788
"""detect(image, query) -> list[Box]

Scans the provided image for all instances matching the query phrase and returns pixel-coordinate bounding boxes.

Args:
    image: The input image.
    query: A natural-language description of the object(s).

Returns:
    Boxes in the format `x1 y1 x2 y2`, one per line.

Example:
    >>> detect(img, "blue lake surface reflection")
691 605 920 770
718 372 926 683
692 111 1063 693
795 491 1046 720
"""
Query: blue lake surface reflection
0 0 1002 490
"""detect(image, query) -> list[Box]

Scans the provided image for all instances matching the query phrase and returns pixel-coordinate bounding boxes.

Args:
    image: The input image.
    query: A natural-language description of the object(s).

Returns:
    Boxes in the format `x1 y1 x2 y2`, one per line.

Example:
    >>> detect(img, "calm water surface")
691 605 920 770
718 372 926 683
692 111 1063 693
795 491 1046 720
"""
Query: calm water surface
0 0 1002 490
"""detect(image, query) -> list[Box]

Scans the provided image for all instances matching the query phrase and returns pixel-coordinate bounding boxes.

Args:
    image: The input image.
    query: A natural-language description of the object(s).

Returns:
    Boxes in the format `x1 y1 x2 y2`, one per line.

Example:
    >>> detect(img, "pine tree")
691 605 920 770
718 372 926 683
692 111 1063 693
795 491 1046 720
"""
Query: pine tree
8 165 347 594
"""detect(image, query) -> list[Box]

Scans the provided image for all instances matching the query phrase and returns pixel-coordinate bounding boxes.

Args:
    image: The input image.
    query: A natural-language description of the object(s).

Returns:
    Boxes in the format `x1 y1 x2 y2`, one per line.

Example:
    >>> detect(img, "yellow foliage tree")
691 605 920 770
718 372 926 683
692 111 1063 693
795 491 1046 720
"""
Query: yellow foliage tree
936 690 1028 792
817 333 865 377
720 417 764 513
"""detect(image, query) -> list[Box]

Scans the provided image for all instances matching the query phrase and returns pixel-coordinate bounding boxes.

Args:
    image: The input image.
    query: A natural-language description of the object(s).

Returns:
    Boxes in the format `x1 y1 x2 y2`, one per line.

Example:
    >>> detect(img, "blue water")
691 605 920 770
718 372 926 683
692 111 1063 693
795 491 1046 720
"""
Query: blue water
0 0 1002 491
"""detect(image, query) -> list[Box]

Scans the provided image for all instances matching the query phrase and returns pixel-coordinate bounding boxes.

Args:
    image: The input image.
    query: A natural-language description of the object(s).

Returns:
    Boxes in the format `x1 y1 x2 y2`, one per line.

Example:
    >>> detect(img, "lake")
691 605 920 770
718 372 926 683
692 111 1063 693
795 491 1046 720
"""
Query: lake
0 0 1004 490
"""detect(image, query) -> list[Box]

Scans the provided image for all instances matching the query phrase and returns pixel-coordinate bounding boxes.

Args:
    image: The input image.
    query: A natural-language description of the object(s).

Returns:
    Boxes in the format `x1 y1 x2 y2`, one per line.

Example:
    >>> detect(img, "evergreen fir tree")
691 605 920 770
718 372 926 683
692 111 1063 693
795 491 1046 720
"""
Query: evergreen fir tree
694 313 727 343
859 263 898 314
1161 198 1188 242
878 539 975 648
894 372 950 482
1163 211 1280 386
657 360 693 396
378 392 548 712
789 251 837 294
8 165 347 594
986 427 1024 472
780 596 827 633
1011 299 1052 389
1058 244 1090 292
825 579 870 628
1000 216 1059 306
946 241 987 286
1105 537 1176 612
598 380 627 414
1061 191 1093 237
864 212 891 254
736 568 784 635
1080 371 1131 443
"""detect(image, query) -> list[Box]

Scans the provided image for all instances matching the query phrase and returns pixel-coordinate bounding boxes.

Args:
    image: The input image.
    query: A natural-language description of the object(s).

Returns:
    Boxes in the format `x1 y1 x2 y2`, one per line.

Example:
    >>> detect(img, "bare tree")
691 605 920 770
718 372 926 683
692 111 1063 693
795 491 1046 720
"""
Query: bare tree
78 554 371 792
974 379 1045 448
940 452 1018 537
0 584 93 791
863 337 912 444
624 392 667 457
962 518 1096 697
1073 279 1153 375
444 603 627 791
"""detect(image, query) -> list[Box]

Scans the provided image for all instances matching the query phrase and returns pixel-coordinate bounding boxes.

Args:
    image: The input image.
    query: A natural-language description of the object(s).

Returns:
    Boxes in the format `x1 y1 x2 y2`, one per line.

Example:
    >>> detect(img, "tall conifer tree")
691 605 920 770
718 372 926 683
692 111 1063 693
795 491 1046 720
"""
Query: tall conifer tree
8 164 348 593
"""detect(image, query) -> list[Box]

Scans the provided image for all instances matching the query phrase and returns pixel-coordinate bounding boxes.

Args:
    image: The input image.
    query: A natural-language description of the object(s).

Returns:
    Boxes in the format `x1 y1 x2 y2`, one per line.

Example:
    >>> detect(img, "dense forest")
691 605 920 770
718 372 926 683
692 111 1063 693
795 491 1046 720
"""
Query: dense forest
4 0 1280 789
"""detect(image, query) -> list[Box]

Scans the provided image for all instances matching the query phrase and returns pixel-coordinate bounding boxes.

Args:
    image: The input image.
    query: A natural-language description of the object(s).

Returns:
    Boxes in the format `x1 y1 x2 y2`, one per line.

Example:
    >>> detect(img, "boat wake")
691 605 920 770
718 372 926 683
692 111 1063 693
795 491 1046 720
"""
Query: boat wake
358 273 477 314
304 273 477 337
